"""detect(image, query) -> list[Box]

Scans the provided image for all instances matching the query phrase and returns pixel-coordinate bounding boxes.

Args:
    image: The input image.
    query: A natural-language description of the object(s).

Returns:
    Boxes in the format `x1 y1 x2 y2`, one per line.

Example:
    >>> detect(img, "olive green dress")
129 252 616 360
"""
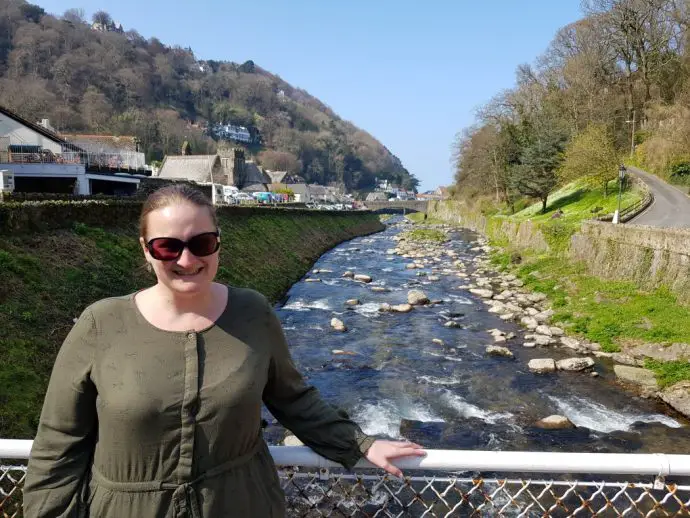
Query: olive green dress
23 286 375 517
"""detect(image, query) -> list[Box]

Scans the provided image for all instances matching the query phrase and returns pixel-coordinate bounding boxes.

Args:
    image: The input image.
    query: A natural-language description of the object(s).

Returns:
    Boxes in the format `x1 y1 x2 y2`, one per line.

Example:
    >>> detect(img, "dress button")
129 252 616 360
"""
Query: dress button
187 332 194 339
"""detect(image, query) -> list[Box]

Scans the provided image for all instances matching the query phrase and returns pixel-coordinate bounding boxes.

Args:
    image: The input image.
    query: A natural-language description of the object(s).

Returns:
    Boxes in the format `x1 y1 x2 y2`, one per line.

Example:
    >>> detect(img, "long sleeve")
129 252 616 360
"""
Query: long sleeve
261 302 375 470
23 308 98 518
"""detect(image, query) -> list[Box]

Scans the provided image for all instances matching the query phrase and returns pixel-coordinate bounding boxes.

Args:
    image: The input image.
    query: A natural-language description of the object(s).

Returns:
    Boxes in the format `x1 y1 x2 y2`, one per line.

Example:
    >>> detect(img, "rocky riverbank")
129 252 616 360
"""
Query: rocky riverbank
394 222 690 421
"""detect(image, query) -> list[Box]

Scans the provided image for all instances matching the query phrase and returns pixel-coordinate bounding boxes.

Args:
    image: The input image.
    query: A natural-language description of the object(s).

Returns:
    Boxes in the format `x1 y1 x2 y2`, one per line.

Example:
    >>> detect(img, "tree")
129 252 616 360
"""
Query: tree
513 119 568 213
92 10 112 27
559 124 619 195
62 8 85 24
258 150 301 173
80 86 112 131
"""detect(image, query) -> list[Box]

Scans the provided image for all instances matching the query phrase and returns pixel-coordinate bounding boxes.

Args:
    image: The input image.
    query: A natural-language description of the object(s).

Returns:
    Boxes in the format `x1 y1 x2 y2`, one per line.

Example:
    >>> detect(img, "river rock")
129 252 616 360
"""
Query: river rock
354 274 372 283
371 286 389 293
305 278 321 283
611 353 644 367
535 325 552 336
659 381 690 418
391 303 413 313
526 307 540 316
332 349 358 356
378 303 392 312
486 345 514 358
283 434 304 446
345 299 360 306
432 338 445 346
521 317 539 330
523 342 536 348
444 321 462 328
386 249 396 255
470 288 494 298
556 357 595 372
534 311 554 324
535 415 575 430
534 335 553 346
408 290 430 305
614 365 659 392
406 263 418 270
630 343 690 363
528 358 557 373
560 337 581 350
427 275 440 281
342 271 354 278
528 293 548 303
499 313 516 321
330 318 347 332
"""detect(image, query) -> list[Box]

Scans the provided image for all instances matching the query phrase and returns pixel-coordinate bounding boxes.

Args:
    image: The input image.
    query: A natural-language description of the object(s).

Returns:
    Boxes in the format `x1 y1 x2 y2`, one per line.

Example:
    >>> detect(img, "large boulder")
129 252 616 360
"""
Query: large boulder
614 365 658 393
283 434 304 446
556 357 595 372
486 345 514 358
342 271 355 278
535 415 575 430
535 325 552 336
345 299 360 306
469 288 494 298
407 290 430 305
354 274 372 283
520 316 539 331
611 353 644 367
391 303 414 313
629 343 690 363
528 358 556 374
330 318 347 332
659 381 690 419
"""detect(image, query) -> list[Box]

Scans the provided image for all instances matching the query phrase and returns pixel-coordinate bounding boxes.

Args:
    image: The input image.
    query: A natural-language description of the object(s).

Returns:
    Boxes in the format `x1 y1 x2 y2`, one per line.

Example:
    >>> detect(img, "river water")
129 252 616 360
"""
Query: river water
266 218 690 454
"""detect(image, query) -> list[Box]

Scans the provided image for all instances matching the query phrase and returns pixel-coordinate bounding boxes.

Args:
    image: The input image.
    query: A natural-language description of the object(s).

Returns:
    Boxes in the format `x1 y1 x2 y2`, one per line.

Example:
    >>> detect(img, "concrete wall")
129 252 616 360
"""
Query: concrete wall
429 200 550 251
0 113 63 154
570 221 690 301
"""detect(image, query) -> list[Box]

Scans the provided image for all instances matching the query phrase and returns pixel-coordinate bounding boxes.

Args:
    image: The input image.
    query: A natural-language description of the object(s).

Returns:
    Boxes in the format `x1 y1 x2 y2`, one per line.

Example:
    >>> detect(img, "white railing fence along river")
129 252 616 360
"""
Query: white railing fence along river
1 439 690 517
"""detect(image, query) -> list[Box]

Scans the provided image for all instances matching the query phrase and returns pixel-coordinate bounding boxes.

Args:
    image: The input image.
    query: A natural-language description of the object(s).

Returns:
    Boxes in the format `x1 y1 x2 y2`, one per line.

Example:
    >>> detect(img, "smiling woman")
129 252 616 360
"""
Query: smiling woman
21 184 425 518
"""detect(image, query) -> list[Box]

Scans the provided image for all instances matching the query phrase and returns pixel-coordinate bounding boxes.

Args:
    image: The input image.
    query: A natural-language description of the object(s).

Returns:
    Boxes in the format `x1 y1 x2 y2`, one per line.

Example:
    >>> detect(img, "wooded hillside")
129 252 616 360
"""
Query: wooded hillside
0 0 418 192
453 0 690 211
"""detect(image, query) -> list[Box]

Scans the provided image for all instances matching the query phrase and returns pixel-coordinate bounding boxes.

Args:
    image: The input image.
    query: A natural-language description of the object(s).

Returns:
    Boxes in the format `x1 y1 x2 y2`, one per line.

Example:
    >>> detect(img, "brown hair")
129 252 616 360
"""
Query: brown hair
139 184 218 239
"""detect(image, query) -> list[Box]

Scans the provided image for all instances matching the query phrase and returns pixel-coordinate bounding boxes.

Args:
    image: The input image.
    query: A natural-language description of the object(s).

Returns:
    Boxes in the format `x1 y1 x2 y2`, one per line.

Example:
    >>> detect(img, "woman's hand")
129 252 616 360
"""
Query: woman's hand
364 440 426 478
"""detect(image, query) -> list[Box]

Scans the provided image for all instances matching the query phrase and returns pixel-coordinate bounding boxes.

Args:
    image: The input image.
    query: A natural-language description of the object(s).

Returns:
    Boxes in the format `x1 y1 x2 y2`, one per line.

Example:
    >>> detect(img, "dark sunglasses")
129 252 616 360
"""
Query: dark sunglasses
146 231 220 261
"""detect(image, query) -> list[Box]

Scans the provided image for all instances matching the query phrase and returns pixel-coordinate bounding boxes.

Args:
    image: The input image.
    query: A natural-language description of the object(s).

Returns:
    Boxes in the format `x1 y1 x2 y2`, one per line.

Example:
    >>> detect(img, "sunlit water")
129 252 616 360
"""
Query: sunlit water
263 219 690 454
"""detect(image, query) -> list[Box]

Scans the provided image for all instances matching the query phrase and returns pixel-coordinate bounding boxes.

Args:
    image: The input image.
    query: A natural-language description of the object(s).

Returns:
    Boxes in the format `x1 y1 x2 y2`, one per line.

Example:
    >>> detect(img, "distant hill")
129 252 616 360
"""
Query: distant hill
0 0 418 192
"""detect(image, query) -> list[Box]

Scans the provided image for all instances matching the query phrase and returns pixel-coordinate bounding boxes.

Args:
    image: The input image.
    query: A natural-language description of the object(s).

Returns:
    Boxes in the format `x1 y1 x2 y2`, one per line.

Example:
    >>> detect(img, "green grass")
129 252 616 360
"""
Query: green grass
645 359 690 388
504 179 642 225
0 210 382 439
491 251 690 355
405 212 426 223
404 228 447 243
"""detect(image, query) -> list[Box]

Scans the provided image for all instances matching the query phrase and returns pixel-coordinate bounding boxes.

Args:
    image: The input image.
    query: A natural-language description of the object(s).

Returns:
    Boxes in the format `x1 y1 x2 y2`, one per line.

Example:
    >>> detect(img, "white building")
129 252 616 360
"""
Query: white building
212 124 251 143
0 105 144 195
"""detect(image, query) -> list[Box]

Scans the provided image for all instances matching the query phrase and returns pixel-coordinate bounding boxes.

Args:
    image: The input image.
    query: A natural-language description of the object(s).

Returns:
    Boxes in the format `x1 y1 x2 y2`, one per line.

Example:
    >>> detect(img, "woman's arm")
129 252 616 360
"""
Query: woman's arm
23 308 98 517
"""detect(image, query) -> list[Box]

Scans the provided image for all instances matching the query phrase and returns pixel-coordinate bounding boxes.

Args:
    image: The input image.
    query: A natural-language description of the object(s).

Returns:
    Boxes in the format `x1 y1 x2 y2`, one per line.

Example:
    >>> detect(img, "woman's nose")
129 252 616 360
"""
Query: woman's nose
176 247 198 267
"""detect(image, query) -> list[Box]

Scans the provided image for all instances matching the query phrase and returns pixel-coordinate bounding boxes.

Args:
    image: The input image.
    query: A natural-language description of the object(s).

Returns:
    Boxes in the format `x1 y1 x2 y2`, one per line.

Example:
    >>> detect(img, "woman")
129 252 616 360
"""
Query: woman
23 184 425 517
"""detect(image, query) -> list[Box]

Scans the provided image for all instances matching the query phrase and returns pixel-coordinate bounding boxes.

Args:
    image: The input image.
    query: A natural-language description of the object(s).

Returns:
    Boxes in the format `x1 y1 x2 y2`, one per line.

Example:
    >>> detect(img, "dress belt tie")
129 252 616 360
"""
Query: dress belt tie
91 439 264 518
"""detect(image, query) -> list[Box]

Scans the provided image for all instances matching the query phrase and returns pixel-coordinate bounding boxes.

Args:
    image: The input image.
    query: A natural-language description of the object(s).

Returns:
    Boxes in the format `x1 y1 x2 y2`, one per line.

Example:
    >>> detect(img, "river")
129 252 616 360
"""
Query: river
264 218 690 454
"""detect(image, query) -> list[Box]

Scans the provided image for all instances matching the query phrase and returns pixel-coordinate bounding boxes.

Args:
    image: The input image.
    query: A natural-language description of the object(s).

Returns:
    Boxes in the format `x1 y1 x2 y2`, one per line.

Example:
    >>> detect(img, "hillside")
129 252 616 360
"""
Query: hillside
0 0 418 192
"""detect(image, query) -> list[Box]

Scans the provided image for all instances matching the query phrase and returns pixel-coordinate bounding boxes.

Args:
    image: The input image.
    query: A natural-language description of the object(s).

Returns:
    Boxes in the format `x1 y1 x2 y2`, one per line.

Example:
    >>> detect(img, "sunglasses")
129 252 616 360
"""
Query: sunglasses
146 231 220 261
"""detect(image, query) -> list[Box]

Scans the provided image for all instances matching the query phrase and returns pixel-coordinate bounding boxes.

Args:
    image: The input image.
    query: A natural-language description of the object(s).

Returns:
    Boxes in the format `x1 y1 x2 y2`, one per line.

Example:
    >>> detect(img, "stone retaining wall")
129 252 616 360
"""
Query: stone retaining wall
570 221 690 302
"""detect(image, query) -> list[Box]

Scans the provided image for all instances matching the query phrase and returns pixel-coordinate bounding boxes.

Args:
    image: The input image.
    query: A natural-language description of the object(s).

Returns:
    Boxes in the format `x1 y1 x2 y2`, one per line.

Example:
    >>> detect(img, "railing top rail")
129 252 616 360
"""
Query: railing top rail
3 439 690 476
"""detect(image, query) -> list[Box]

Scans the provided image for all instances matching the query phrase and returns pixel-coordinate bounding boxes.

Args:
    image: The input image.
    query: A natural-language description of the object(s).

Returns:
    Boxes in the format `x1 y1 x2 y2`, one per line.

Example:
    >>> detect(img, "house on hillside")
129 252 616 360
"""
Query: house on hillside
211 123 252 143
0 105 142 195
61 134 148 172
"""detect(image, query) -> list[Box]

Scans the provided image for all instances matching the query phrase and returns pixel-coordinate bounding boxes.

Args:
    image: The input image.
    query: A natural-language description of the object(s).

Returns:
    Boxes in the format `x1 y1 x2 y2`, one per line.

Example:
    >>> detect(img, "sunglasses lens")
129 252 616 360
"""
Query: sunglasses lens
187 233 219 257
149 238 183 260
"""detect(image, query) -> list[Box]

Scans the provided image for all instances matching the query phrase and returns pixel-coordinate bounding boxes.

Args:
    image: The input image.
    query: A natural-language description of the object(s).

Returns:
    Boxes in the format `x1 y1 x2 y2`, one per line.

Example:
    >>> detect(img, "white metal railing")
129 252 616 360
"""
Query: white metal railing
2 440 690 516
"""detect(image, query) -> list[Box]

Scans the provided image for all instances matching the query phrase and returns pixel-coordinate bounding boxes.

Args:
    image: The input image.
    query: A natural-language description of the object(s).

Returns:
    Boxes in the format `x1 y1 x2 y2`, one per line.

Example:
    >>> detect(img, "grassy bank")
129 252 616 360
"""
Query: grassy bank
0 205 383 438
490 251 690 354
427 181 690 388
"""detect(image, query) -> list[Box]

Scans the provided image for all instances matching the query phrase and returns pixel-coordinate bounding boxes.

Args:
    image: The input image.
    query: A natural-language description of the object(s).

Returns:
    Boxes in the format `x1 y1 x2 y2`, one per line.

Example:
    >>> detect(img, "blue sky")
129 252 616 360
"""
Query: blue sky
37 0 583 191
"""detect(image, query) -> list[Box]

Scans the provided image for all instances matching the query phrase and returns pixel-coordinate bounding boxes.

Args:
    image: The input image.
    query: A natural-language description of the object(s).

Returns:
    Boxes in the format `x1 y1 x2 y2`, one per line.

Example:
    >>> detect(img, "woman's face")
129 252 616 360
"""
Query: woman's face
140 202 220 296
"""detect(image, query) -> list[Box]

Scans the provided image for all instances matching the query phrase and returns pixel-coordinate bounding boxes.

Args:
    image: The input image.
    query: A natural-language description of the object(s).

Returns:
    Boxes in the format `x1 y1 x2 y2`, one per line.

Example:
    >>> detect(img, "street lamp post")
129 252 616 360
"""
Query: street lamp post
613 164 626 224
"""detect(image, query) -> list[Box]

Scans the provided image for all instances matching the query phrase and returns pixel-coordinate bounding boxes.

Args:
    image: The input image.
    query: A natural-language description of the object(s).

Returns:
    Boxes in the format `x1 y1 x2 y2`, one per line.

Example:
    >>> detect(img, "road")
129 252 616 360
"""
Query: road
627 166 690 228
